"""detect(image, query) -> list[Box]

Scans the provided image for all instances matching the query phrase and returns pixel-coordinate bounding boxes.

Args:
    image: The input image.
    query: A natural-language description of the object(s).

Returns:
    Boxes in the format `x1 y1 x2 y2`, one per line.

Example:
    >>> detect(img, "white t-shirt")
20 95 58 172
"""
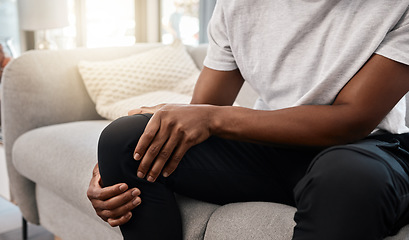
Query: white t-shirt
204 0 409 134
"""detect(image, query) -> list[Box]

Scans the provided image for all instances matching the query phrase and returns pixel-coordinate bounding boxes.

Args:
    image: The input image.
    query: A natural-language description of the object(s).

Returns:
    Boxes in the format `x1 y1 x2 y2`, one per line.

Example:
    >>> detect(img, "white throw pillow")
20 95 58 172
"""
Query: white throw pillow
78 41 200 120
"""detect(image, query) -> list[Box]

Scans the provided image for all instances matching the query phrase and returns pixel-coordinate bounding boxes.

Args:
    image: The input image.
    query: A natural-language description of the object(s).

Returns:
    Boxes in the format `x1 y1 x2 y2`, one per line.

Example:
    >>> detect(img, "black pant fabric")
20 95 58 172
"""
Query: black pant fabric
98 114 409 240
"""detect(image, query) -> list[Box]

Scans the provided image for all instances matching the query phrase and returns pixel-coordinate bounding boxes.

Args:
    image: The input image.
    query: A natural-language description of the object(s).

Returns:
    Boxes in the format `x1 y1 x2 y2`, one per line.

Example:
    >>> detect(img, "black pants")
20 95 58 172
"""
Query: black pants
98 114 409 240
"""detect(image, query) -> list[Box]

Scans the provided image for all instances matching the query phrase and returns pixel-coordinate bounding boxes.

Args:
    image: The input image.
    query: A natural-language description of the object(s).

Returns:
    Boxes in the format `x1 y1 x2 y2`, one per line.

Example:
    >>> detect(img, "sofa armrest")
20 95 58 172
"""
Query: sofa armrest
1 43 163 223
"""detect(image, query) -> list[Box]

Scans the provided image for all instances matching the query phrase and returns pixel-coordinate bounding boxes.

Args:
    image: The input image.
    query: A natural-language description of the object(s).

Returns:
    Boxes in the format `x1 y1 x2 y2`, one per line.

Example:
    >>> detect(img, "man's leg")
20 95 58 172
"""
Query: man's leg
168 135 319 206
293 139 409 240
98 114 183 240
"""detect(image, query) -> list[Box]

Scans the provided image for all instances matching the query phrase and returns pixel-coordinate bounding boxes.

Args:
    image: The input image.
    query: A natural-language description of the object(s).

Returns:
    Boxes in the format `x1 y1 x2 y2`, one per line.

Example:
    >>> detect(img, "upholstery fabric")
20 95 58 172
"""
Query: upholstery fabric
204 202 296 240
36 186 122 240
12 121 110 218
385 226 409 240
78 41 200 120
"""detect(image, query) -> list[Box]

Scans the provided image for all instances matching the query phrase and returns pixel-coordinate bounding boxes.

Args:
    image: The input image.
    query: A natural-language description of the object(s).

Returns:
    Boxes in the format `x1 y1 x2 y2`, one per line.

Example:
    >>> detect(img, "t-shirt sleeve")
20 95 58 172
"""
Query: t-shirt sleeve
203 1 238 71
375 7 409 66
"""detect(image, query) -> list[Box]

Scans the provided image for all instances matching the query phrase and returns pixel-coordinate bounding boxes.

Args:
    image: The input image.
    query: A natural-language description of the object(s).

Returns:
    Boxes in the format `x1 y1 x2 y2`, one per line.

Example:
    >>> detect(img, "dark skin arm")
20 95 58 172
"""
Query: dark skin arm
87 54 409 226
211 54 409 147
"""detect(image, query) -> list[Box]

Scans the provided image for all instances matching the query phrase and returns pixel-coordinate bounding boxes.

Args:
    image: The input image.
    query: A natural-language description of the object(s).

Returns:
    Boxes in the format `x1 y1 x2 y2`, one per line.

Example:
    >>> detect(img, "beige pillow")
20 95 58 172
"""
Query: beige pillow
78 41 200 120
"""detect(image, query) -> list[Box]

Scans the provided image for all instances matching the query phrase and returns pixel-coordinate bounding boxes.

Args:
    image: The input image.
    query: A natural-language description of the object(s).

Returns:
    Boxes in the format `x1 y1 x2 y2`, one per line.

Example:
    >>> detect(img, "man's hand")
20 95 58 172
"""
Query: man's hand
87 164 142 227
128 104 166 116
133 104 214 182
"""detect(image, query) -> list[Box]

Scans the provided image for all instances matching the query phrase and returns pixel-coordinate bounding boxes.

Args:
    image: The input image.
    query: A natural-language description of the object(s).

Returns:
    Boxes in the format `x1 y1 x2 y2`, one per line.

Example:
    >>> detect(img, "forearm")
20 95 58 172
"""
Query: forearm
209 104 377 148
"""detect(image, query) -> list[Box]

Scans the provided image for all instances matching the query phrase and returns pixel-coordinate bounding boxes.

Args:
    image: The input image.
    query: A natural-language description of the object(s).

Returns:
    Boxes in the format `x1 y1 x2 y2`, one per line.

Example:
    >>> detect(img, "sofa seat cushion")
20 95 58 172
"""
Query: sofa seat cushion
204 202 296 240
12 120 219 239
13 120 112 219
203 202 409 240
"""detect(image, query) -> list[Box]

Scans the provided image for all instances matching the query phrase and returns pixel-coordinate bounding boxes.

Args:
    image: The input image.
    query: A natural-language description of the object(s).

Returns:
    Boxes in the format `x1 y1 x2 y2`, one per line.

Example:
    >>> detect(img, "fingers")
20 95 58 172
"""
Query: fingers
162 143 189 178
134 109 195 182
137 128 192 182
146 134 180 182
128 109 142 116
96 189 141 221
133 104 209 182
98 188 141 211
128 106 154 116
137 126 170 182
88 181 129 201
88 182 142 226
107 212 133 227
92 163 99 175
133 114 160 161
128 104 166 116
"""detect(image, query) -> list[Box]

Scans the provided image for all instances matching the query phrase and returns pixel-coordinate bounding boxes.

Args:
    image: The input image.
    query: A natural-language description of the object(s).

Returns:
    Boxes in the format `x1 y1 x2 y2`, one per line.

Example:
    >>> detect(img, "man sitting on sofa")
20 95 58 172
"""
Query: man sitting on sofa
87 1 409 239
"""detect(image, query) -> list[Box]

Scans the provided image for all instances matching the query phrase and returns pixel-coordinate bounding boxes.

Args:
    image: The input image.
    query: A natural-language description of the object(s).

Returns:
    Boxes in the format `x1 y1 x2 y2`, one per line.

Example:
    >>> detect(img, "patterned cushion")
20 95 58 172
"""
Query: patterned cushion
78 41 199 120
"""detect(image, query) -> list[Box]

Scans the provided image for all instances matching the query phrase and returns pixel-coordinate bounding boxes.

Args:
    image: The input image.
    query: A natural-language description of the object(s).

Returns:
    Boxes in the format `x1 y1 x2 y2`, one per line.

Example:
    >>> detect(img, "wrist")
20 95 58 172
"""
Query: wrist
206 105 227 137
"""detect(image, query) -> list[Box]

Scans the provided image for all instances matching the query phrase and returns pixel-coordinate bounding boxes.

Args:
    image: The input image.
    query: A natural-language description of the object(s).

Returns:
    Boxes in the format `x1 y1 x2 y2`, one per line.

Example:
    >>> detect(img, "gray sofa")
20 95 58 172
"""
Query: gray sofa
2 43 409 240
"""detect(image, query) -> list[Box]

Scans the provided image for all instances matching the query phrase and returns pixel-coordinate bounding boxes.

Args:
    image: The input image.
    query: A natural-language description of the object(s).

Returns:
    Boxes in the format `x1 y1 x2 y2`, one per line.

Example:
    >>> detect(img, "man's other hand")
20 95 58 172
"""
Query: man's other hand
87 164 142 227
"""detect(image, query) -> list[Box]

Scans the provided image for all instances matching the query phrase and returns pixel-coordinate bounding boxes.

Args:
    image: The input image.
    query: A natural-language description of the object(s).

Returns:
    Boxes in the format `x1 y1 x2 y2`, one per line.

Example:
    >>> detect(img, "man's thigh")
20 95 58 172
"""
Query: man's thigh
167 136 320 206
294 137 409 237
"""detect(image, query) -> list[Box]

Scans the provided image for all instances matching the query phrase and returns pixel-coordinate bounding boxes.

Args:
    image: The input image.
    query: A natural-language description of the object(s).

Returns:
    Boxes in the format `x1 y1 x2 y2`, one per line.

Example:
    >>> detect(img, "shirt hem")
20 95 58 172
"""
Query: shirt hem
375 46 409 66
203 58 238 72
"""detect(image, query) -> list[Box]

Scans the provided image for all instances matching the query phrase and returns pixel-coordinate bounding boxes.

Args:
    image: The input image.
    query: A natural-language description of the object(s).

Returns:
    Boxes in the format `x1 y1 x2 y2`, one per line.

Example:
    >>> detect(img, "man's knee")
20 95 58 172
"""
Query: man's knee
293 147 403 239
99 114 152 151
295 148 396 204
98 114 152 186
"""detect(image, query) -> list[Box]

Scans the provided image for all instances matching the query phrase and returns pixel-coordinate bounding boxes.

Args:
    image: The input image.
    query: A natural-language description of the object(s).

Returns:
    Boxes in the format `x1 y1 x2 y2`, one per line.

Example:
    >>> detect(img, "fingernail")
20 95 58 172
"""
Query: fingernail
134 153 141 160
119 185 126 192
163 172 169 178
137 171 144 178
127 212 132 218
131 189 140 197
147 176 155 182
133 197 141 206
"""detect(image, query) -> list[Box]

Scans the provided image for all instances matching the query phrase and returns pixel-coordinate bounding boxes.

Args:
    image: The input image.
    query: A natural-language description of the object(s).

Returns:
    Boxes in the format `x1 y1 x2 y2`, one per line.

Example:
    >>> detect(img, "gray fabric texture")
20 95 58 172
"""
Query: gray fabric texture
386 226 409 240
202 201 409 240
204 202 296 240
175 194 219 240
12 121 110 219
36 185 122 240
